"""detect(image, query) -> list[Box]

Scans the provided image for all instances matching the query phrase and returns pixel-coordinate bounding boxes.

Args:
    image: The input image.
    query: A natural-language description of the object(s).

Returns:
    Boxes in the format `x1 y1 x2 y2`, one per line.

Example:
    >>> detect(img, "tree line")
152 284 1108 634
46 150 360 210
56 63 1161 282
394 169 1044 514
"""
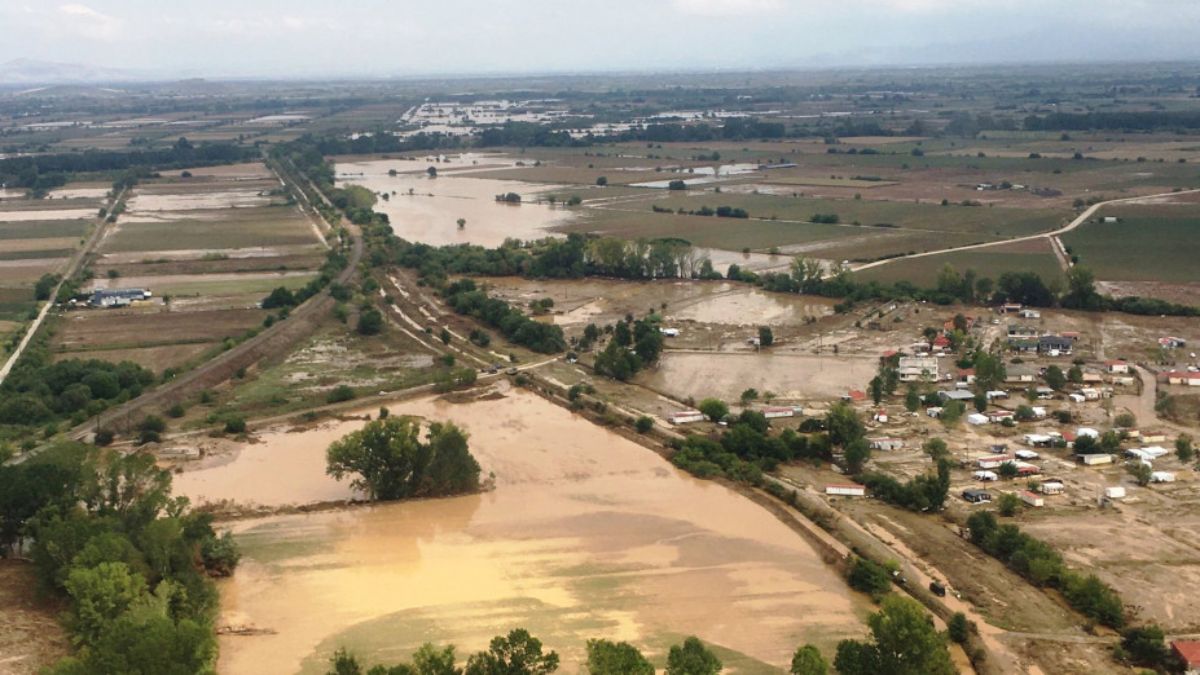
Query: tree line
0 441 239 674
442 279 567 354
326 416 481 501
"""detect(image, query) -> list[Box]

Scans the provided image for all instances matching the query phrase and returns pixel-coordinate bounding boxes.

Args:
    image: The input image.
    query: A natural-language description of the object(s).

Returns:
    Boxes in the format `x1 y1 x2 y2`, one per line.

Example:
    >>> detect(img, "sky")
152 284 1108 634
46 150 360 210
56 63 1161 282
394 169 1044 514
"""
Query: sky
2 0 1200 79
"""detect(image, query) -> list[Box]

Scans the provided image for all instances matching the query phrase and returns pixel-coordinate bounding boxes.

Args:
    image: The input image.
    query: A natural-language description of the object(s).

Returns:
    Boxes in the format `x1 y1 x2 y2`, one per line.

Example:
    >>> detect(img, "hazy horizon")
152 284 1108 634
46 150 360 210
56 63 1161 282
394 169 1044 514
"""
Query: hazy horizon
1 0 1200 80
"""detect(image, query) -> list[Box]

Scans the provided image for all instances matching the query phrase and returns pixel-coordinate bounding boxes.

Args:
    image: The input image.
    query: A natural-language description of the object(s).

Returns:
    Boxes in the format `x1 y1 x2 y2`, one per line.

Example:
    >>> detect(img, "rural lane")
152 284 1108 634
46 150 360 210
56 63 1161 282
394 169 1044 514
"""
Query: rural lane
0 187 126 386
843 187 1200 276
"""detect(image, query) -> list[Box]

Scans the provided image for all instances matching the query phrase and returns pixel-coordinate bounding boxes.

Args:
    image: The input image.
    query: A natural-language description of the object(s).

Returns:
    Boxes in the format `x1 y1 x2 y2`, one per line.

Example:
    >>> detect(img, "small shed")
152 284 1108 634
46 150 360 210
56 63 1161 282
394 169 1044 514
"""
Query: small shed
1104 486 1126 500
1040 481 1065 495
967 413 989 426
1078 453 1113 466
1019 491 1045 507
826 484 866 497
668 410 706 425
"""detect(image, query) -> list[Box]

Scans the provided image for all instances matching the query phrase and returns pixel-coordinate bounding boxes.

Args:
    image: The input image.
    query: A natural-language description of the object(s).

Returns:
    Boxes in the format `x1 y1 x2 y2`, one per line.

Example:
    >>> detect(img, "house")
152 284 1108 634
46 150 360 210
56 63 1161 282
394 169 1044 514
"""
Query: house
1008 339 1039 354
667 410 706 425
899 356 939 382
844 390 868 403
975 454 1013 470
986 389 1009 400
1011 461 1041 476
1061 331 1082 341
1024 433 1054 447
762 406 798 419
1078 453 1113 466
1079 387 1101 401
1106 360 1130 374
1038 335 1073 355
967 413 990 426
938 389 975 403
974 470 998 481
1008 324 1039 340
1151 471 1176 484
1170 640 1200 675
1077 427 1100 439
1019 309 1041 319
869 437 905 451
1031 406 1047 418
1160 336 1188 349
659 328 680 337
1101 216 1118 223
1141 430 1168 443
962 488 992 504
1068 393 1086 403
89 288 152 308
1081 371 1104 384
1104 486 1126 500
1019 491 1045 507
1035 385 1055 398
1040 481 1065 495
1014 449 1040 460
998 303 1023 314
826 483 866 497
926 406 944 418
956 368 977 385
873 410 889 423
1163 371 1200 387
931 335 952 352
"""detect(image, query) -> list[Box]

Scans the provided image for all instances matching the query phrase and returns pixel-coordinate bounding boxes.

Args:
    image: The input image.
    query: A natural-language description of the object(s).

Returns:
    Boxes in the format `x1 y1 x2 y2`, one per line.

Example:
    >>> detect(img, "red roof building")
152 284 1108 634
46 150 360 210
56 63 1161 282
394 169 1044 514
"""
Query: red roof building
847 390 867 402
1171 641 1200 672
932 335 951 349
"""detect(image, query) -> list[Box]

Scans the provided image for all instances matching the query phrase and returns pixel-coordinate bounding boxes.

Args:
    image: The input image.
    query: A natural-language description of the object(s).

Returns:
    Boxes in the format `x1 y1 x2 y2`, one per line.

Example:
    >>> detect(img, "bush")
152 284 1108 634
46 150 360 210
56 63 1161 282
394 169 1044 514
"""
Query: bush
223 416 247 434
635 416 654 433
357 308 384 335
166 403 186 418
847 556 893 600
93 429 114 446
948 612 970 644
327 385 355 404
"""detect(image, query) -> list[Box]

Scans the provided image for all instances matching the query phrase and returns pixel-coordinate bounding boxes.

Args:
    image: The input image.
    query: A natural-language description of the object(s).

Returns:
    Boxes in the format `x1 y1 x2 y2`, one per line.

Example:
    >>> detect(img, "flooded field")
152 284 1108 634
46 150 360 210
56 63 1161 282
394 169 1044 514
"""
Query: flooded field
483 277 834 329
641 352 877 403
335 159 576 247
208 389 868 674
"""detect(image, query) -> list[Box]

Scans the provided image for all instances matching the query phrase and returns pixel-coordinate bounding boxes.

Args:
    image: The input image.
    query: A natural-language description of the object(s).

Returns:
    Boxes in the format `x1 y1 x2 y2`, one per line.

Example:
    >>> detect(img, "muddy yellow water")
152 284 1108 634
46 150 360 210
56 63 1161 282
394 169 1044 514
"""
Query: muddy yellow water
335 159 576 247
212 389 868 674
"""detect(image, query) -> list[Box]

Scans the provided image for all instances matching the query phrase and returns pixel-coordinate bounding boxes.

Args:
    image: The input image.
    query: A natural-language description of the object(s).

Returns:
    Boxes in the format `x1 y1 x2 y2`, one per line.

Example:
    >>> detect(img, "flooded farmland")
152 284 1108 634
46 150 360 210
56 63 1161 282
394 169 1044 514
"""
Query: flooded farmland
335 159 577 247
641 352 878 403
482 277 834 328
203 388 868 674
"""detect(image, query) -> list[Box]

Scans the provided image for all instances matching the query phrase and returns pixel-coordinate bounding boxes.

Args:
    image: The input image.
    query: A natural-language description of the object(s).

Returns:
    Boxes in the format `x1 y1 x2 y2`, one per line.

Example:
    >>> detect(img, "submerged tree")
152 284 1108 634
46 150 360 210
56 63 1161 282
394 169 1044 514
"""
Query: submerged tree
326 417 481 501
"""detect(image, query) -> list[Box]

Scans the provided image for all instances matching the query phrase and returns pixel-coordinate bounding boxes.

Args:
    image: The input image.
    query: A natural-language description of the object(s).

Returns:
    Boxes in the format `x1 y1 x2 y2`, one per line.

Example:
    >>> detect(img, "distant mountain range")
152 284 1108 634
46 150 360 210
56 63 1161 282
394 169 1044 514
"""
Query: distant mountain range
0 58 146 85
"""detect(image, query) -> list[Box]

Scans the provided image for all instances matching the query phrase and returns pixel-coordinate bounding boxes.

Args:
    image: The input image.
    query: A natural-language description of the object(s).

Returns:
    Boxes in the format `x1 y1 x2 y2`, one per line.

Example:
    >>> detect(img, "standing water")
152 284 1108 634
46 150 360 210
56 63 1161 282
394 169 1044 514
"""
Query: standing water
203 389 868 674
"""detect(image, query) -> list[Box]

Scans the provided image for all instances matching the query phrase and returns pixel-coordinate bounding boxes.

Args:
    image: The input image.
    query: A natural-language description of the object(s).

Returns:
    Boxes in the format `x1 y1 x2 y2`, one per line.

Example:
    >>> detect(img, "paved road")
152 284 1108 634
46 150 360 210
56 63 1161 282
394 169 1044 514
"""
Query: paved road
0 187 127 385
843 188 1200 276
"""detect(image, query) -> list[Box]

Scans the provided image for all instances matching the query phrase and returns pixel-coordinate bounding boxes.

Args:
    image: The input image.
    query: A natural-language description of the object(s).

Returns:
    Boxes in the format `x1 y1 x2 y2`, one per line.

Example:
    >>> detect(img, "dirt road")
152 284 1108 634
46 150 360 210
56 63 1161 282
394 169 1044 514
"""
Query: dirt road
845 188 1200 276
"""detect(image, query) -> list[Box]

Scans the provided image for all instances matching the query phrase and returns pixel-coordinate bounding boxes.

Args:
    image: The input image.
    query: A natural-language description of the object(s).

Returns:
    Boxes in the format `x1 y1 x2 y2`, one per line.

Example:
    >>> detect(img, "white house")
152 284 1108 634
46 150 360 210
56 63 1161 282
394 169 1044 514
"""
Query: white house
1104 486 1126 500
973 470 999 481
1106 360 1130 374
967 413 990 426
869 437 905 451
668 410 706 425
762 406 798 419
898 356 939 382
1019 491 1045 507
659 328 680 337
1079 453 1113 466
1040 481 1065 495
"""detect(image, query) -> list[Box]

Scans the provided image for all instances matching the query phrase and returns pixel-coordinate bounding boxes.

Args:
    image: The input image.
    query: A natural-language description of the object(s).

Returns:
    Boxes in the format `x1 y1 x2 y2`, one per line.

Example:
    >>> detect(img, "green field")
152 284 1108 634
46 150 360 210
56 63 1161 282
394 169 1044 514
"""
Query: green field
1063 206 1200 282
0 220 89 240
857 238 1064 286
563 209 859 251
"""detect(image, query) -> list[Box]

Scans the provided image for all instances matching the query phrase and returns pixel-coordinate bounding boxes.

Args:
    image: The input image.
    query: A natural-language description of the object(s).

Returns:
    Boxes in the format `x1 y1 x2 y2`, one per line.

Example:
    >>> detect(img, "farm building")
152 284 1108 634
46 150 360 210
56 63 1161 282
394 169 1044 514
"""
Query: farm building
1141 430 1169 443
1105 360 1130 374
986 410 1015 423
985 390 1009 400
974 454 1013 470
898 356 939 382
1126 446 1169 462
89 288 152 308
1019 491 1045 507
973 470 998 481
1170 641 1200 675
869 437 904 451
1162 371 1200 386
938 389 975 403
1007 324 1039 340
1024 433 1055 447
1040 481 1065 495
1006 365 1039 383
1078 453 1113 466
967 413 989 426
761 406 799 419
962 489 992 504
1151 471 1176 484
826 484 866 497
667 410 706 425
1019 309 1041 319
998 303 1023 314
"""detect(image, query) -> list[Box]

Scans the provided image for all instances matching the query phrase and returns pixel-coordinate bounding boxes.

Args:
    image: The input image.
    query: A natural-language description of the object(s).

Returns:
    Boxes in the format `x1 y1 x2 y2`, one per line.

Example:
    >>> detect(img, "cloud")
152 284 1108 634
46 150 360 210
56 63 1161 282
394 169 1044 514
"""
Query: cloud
671 0 784 16
57 3 122 40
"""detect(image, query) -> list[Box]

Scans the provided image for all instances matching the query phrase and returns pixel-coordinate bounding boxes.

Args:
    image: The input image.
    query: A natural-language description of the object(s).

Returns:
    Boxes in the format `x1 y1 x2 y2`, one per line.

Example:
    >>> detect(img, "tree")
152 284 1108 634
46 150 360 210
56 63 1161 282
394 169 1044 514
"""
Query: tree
439 328 452 345
904 388 920 413
1176 434 1194 463
635 416 653 434
427 166 438 178
847 556 892 599
698 398 729 423
666 636 721 675
457 218 466 229
825 402 864 447
923 438 948 461
585 639 653 675
1120 625 1170 669
1044 366 1066 391
465 629 559 675
1128 462 1152 487
595 176 608 186
740 388 759 405
357 308 384 335
326 418 480 501
997 491 1021 515
844 439 871 475
947 612 970 644
1067 365 1083 385
789 645 827 675
940 401 965 426
869 377 883 406
758 326 774 347
668 180 687 191
261 286 297 309
834 595 955 675
64 561 148 648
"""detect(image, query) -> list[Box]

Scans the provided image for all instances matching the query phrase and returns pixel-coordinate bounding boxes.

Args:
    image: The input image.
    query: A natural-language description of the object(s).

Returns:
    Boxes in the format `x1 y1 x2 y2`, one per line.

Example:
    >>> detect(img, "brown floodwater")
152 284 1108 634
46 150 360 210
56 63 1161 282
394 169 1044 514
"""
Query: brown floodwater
641 352 878 403
335 159 577 247
209 389 868 674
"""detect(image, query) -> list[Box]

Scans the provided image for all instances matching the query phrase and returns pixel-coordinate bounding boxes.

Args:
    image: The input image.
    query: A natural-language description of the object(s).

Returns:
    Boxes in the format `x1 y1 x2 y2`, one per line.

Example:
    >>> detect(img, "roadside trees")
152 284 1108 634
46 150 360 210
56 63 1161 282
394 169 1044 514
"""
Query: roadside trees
698 398 729 423
666 636 721 675
833 595 955 675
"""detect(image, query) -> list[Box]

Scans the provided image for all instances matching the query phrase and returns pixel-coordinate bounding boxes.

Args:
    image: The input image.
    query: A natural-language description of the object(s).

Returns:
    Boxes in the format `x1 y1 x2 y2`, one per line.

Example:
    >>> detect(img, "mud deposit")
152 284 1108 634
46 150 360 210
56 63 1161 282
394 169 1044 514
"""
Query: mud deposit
641 352 878 403
213 389 867 674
